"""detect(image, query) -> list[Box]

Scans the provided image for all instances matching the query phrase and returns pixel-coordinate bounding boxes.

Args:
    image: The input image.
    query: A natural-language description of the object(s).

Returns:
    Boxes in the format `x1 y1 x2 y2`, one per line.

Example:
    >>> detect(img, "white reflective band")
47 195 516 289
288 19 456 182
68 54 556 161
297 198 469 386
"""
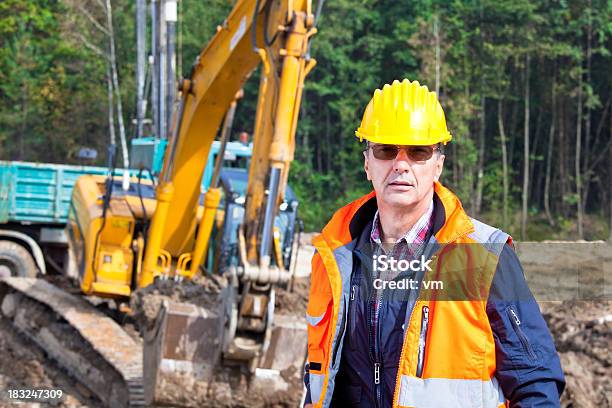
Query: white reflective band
309 373 325 403
397 376 505 408
467 218 509 256
306 311 326 326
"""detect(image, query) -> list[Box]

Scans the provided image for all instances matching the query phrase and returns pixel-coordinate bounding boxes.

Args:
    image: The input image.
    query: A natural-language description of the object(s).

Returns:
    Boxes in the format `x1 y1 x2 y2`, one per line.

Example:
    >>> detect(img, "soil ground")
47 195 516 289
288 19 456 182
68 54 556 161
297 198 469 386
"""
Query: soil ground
128 274 310 407
540 301 611 407
517 242 611 407
0 317 102 408
1 242 609 407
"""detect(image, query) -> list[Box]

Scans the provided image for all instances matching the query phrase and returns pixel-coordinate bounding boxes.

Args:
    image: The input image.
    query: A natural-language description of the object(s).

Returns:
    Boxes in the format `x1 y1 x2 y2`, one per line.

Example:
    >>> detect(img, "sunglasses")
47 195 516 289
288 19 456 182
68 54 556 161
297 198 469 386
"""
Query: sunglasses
368 144 439 161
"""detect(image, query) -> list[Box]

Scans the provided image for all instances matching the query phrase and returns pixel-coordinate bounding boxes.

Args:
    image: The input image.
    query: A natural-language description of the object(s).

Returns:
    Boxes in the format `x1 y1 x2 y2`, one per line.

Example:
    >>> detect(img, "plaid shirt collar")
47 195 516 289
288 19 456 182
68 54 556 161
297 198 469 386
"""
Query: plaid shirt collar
370 200 434 246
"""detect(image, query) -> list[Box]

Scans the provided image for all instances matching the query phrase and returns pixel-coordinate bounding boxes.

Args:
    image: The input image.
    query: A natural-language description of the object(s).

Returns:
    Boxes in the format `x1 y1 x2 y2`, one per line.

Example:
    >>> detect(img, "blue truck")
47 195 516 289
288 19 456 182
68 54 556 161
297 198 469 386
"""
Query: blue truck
0 138 300 278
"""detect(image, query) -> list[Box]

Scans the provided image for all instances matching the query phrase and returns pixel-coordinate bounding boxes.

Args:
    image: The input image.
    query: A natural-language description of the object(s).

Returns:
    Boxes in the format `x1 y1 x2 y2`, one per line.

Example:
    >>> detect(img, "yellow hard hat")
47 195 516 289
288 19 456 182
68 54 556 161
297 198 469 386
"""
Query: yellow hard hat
355 79 452 145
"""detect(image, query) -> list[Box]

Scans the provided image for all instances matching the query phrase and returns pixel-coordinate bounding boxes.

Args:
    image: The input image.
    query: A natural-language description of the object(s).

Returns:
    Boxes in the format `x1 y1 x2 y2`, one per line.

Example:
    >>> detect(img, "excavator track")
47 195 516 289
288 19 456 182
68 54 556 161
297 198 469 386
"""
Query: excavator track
0 277 144 407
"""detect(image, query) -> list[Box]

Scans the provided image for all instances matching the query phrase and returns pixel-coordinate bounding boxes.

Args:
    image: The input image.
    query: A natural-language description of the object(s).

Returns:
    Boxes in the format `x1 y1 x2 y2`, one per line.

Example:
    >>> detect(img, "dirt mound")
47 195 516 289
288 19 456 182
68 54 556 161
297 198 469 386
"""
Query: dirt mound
515 241 610 301
541 301 611 407
131 275 308 407
275 277 309 314
190 365 304 408
130 274 226 332
517 242 611 405
150 362 304 408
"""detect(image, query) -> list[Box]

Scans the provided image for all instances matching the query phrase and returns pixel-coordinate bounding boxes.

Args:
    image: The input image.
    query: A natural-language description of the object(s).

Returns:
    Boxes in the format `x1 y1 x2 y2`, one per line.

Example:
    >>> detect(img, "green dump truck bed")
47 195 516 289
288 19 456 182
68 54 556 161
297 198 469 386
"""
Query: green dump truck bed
0 161 120 224
0 140 253 225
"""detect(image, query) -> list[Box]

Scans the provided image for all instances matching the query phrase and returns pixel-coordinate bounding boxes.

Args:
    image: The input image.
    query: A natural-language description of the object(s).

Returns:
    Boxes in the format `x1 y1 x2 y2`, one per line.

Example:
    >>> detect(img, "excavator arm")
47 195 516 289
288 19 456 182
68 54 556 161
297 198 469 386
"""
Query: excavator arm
139 0 317 405
140 0 316 286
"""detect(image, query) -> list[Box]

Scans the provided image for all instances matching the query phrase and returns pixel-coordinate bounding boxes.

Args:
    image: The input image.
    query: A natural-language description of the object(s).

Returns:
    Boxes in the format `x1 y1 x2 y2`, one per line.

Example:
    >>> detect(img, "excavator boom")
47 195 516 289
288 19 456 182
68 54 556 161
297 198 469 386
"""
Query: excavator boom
138 0 316 405
141 0 315 286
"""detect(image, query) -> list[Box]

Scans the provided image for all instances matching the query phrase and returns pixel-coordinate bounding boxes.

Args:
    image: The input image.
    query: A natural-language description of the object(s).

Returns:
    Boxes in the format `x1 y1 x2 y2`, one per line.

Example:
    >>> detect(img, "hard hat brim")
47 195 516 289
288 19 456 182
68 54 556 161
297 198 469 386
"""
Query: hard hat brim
355 130 452 146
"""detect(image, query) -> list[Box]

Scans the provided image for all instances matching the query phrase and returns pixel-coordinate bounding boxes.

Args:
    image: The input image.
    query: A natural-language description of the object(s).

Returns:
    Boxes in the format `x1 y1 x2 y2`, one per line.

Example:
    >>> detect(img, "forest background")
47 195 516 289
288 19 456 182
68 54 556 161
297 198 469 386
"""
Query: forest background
1 0 611 240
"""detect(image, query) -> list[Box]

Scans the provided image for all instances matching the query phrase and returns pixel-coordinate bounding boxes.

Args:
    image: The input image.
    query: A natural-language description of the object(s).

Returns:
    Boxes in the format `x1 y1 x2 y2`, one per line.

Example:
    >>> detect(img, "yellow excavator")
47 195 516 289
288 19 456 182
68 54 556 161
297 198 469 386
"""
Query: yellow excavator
65 0 317 405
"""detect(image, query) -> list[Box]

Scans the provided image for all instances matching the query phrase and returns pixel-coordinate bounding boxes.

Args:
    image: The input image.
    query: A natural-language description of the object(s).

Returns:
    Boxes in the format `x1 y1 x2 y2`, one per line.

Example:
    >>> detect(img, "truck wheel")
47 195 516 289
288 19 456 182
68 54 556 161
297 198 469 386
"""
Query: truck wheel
0 240 38 278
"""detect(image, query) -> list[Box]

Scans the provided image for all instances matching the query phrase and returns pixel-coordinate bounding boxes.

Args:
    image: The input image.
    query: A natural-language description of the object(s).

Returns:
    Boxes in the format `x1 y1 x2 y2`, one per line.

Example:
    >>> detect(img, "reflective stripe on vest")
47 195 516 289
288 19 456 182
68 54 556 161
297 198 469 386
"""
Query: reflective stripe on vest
309 237 355 406
321 244 353 407
397 375 506 408
467 217 509 256
306 310 326 326
310 373 325 404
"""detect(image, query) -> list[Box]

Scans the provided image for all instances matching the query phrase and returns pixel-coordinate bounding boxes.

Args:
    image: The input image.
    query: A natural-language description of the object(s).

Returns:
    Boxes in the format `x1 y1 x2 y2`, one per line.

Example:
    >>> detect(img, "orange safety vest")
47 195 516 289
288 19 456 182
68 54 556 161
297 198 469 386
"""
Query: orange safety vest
306 182 510 407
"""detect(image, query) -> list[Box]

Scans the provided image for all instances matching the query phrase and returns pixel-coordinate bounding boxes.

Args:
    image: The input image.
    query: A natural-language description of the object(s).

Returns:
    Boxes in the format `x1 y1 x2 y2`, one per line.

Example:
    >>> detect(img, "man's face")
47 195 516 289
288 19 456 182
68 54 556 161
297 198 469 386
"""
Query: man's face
364 143 445 208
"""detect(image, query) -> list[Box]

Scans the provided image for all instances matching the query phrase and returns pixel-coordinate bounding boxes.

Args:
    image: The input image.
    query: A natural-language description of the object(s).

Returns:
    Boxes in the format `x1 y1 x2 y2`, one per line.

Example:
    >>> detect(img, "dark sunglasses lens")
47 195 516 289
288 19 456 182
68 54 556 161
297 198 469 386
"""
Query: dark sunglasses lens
408 146 434 161
371 145 435 161
372 145 399 160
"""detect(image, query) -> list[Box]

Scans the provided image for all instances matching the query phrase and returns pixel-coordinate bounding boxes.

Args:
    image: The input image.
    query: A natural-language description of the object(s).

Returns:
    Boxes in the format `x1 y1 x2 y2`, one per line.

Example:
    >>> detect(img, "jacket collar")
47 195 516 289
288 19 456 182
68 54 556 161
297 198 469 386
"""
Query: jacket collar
431 182 474 243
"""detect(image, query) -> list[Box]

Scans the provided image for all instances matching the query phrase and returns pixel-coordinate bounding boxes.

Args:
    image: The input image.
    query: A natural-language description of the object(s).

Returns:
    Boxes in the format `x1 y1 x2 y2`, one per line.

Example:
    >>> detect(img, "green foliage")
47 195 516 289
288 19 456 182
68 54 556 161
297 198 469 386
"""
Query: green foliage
288 158 335 230
180 0 234 77
0 0 109 162
0 0 611 240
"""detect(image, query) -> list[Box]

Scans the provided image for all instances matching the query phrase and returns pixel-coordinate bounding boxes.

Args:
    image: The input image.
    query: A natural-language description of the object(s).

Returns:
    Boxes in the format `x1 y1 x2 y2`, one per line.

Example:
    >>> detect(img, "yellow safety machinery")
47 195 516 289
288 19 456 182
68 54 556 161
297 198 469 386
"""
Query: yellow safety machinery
67 165 158 297
66 0 317 404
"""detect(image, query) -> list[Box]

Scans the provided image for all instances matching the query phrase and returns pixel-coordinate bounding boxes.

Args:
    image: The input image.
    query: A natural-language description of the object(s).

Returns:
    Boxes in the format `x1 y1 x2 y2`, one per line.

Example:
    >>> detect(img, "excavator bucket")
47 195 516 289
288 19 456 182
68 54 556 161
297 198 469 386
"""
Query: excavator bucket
142 290 307 407
143 299 225 406
253 313 308 390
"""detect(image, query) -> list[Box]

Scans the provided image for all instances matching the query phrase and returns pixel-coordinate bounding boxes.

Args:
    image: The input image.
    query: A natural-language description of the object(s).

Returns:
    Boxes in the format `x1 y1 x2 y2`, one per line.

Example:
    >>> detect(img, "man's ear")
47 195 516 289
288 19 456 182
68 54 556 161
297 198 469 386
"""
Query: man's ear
433 154 445 182
363 151 372 181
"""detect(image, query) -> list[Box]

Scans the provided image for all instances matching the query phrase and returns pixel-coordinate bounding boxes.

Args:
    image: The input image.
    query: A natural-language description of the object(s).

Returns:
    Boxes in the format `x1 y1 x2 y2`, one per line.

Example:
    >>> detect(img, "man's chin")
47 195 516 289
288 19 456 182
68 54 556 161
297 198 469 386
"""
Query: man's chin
382 192 419 208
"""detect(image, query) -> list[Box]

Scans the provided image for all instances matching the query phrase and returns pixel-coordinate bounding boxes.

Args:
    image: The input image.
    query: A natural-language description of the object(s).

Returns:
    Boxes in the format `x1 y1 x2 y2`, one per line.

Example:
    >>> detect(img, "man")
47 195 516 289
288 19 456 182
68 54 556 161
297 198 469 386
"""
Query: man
303 79 564 407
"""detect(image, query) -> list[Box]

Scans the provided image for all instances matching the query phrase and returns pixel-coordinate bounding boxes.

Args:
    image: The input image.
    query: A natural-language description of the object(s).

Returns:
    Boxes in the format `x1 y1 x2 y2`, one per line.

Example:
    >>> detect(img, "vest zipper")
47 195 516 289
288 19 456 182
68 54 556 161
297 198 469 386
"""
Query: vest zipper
349 285 357 351
416 305 429 377
375 302 383 408
368 288 383 408
508 306 537 361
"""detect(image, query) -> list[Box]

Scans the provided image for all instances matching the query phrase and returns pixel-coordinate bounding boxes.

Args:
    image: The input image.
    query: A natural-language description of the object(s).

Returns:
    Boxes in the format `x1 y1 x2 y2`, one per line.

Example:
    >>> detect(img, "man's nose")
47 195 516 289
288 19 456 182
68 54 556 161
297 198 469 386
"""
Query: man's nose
393 148 412 173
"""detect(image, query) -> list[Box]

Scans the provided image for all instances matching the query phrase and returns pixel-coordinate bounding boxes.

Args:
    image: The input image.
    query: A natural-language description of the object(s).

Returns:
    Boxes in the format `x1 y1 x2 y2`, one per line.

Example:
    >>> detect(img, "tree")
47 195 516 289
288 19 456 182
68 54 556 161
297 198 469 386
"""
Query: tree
63 0 129 167
1 0 611 238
